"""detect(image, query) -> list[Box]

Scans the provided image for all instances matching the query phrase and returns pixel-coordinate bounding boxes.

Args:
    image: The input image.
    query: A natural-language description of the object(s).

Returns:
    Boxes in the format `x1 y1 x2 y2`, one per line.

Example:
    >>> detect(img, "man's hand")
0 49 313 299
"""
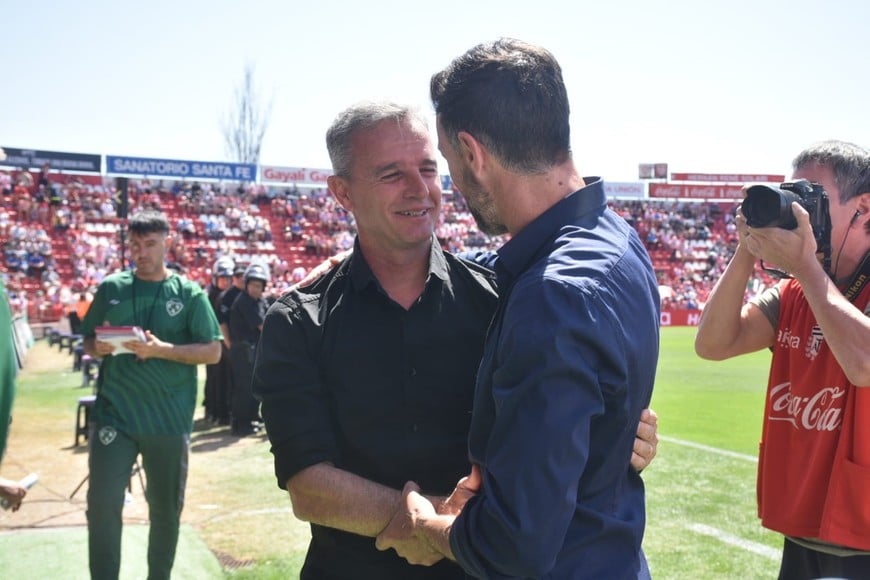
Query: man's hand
91 338 116 357
375 481 443 566
0 478 27 512
122 330 167 361
631 408 659 472
439 464 481 516
294 249 352 288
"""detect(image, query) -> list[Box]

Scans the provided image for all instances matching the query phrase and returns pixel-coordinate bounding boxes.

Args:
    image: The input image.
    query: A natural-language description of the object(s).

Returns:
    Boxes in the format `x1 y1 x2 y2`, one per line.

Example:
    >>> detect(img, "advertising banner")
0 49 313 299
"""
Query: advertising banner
649 183 744 199
106 155 256 181
660 310 702 326
670 172 785 183
259 165 330 186
0 147 101 173
604 181 645 199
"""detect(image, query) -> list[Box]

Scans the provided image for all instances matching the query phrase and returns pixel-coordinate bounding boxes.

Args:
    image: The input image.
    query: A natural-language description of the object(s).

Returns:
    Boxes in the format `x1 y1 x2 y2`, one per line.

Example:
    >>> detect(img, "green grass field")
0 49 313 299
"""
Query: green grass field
0 326 783 578
644 327 781 579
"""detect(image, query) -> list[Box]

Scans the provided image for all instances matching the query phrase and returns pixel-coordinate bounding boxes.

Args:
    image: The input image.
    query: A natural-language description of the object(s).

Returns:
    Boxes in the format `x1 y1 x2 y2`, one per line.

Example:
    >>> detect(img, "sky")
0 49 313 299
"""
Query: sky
2 0 869 183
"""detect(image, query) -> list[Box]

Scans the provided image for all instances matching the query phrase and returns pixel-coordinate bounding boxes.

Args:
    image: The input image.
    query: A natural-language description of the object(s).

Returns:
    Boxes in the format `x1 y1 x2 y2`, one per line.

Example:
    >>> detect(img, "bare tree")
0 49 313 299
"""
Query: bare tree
222 64 272 165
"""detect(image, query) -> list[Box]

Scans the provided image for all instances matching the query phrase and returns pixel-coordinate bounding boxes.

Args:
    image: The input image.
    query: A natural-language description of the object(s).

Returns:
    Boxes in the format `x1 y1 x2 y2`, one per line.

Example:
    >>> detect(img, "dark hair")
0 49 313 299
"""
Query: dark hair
128 210 170 235
430 38 571 174
792 140 870 205
326 100 430 178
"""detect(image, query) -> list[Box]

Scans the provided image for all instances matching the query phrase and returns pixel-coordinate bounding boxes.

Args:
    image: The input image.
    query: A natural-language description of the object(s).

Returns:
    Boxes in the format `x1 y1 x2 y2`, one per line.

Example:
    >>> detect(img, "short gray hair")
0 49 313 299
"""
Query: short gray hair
793 140 870 204
326 100 430 178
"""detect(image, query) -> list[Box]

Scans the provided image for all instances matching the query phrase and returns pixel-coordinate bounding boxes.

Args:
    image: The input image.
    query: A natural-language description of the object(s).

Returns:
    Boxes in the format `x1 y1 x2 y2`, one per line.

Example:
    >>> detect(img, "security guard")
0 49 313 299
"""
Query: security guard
228 263 269 436
216 263 245 429
203 256 235 424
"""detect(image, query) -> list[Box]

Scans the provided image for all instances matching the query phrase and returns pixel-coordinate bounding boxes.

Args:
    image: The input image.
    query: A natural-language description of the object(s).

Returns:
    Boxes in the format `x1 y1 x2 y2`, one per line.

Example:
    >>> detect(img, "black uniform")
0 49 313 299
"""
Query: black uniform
228 290 267 435
216 285 242 425
203 283 232 424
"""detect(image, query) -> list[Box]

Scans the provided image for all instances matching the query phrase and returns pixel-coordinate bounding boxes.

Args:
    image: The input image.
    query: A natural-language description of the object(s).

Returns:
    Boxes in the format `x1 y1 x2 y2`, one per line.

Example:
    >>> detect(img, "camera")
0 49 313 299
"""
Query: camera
741 178 832 273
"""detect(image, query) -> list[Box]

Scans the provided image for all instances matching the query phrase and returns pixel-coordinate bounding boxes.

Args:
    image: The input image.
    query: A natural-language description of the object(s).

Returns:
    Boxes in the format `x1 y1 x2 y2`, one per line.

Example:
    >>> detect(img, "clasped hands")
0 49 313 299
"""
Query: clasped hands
375 464 482 566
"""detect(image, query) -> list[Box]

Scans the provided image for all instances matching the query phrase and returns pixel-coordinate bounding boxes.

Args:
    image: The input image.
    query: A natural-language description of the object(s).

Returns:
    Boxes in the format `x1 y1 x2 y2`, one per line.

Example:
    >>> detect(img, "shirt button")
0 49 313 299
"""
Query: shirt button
410 367 417 376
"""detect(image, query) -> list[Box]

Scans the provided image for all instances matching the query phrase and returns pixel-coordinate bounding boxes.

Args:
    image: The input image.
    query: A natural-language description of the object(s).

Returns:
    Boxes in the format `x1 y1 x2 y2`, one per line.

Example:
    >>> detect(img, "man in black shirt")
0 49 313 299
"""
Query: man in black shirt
253 101 658 579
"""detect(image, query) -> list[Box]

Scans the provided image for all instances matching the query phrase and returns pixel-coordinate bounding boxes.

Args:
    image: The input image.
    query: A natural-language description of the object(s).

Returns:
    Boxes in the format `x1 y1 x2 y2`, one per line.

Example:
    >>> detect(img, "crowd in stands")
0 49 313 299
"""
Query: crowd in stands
1 165 779 323
610 199 775 309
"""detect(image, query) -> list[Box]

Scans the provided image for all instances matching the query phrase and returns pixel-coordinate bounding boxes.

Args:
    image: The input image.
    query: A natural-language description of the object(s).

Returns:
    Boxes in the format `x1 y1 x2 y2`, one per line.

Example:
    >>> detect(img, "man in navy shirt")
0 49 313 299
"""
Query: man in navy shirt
377 38 660 579
255 100 659 579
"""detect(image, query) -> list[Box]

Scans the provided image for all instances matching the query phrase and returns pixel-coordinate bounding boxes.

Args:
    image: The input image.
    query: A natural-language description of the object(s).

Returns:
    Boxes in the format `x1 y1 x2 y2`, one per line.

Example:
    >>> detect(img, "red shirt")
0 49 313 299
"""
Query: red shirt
758 278 870 549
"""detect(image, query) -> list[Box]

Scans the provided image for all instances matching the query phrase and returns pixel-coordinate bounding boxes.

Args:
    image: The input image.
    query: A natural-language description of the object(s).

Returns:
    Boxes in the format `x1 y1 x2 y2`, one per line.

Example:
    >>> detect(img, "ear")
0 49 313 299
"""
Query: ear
327 175 353 212
856 193 870 230
457 131 488 176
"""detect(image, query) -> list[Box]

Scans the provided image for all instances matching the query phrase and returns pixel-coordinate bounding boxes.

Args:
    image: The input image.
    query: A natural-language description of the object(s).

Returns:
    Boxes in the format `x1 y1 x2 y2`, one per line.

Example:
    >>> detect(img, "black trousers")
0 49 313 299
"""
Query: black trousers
229 343 259 427
203 344 232 422
779 537 870 580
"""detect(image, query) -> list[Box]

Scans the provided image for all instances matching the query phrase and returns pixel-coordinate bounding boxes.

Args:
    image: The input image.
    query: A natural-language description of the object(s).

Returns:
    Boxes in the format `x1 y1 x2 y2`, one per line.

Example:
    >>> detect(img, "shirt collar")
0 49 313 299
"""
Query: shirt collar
495 176 606 287
349 234 449 293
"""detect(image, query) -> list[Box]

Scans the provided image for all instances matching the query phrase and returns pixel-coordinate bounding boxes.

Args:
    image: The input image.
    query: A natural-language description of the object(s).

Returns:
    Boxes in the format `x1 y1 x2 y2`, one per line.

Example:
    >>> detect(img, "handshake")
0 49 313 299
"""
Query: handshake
375 465 482 566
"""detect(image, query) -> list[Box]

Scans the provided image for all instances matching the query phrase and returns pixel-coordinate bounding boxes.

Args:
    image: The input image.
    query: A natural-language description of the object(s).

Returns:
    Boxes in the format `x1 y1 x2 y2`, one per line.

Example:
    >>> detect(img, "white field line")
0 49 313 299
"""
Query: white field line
686 523 780 560
660 434 757 463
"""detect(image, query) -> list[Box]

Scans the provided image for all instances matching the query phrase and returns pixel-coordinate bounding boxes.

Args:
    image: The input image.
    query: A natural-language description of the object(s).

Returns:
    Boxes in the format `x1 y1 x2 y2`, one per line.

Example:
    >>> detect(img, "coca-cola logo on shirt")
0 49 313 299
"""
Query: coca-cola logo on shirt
768 381 844 432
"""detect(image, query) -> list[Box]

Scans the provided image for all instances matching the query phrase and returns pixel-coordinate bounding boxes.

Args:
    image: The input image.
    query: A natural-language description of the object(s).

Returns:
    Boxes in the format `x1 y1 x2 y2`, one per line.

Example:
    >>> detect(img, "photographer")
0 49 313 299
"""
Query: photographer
695 140 870 579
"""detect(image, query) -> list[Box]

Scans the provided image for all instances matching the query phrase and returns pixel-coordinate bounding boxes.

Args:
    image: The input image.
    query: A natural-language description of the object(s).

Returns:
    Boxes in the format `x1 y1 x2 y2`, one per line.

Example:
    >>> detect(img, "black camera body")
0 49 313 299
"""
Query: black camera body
742 178 833 273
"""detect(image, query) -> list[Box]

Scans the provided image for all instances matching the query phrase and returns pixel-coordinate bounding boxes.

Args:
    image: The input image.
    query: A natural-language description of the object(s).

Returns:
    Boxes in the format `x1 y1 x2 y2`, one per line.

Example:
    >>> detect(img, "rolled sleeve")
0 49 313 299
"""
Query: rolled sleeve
253 295 337 488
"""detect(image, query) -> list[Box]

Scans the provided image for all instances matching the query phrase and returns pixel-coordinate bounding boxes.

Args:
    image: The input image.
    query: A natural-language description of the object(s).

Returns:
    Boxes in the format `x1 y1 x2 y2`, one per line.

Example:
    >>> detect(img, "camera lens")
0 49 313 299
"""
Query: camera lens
742 185 800 229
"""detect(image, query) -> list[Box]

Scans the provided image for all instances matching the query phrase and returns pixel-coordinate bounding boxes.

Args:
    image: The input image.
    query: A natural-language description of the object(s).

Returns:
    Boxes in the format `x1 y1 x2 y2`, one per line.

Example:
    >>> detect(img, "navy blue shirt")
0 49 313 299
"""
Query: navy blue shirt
450 178 660 579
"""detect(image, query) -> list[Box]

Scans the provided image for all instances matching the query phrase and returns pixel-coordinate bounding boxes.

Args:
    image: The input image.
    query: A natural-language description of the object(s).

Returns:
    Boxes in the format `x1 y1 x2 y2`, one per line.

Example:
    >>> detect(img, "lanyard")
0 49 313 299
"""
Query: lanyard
131 276 166 330
842 251 870 303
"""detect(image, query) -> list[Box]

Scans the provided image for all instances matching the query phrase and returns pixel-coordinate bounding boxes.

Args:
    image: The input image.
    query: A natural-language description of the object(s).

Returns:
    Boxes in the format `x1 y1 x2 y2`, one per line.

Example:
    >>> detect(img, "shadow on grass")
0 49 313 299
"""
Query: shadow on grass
190 418 268 453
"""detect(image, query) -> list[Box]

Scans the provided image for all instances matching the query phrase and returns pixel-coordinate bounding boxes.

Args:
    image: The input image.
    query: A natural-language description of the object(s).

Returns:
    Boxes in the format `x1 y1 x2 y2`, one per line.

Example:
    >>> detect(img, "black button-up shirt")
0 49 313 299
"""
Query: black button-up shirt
253 236 498 579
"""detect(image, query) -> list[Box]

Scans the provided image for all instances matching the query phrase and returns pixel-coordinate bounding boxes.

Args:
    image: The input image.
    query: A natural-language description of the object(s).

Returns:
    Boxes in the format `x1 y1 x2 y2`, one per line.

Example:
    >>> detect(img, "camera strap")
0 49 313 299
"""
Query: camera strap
842 251 870 303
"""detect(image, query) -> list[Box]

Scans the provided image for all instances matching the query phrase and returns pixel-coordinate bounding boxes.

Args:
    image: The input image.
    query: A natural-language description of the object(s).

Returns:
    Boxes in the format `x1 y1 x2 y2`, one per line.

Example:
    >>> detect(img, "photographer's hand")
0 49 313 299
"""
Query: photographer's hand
743 202 819 278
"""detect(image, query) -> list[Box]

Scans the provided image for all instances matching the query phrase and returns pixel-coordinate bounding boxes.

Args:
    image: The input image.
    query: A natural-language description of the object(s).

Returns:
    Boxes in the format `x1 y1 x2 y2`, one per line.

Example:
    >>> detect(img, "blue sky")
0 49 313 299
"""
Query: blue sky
2 0 868 182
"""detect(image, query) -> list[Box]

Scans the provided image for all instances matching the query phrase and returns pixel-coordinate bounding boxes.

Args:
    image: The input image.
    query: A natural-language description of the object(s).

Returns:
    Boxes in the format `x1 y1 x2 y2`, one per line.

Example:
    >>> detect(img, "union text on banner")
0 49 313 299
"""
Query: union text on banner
603 181 645 199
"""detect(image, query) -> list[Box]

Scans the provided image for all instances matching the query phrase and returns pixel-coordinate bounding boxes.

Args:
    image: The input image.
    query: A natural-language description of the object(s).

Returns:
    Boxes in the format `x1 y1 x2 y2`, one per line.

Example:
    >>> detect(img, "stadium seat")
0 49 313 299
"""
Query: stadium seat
81 355 100 388
74 394 96 446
